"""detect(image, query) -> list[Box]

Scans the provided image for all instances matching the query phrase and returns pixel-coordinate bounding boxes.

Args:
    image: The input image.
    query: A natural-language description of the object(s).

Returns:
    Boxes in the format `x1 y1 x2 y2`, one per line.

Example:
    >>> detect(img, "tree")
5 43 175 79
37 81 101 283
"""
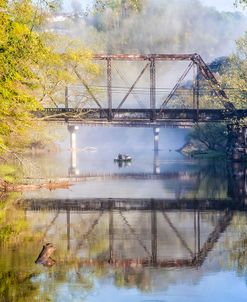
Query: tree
34 36 100 108
184 0 247 155
0 0 100 158
219 33 247 109
85 0 246 56
187 123 228 152
93 0 143 14
0 0 42 154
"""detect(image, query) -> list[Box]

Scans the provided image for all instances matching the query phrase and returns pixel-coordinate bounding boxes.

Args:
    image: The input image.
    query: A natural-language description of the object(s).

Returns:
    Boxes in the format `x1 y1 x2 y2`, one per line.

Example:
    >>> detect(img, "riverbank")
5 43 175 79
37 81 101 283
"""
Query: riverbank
178 140 224 159
178 141 247 161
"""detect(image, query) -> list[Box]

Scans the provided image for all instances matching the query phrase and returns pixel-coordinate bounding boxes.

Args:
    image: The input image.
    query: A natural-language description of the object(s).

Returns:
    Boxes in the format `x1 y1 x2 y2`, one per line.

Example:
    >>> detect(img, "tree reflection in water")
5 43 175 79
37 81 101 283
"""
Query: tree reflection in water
223 214 247 274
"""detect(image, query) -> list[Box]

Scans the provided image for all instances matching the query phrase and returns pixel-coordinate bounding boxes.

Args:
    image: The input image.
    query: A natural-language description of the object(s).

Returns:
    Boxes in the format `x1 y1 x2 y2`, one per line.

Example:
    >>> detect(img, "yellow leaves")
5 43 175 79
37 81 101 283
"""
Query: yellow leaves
11 22 27 37
84 61 101 76
63 43 100 76
33 34 101 105
10 0 39 27
219 56 247 109
0 0 101 154
0 0 7 8
130 0 143 11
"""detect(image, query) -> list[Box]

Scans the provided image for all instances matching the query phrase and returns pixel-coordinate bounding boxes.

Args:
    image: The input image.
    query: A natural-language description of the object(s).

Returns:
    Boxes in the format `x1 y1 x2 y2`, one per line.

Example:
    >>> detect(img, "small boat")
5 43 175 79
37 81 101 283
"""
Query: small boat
114 154 132 162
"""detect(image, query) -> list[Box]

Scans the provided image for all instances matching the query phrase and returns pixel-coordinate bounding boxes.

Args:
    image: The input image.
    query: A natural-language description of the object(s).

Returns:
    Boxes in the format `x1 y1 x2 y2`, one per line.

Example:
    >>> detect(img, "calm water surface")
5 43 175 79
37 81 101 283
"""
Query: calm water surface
0 126 247 302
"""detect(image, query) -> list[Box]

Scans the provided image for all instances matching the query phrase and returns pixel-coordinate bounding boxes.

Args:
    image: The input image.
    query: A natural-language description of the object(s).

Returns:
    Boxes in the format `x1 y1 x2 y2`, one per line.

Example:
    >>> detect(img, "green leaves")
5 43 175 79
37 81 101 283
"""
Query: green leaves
0 1 99 155
0 1 42 153
187 123 228 152
219 33 247 109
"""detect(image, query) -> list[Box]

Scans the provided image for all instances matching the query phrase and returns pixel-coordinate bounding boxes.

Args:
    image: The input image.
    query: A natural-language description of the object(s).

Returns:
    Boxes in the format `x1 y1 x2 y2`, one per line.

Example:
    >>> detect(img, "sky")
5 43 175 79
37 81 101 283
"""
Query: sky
63 0 244 13
202 0 242 12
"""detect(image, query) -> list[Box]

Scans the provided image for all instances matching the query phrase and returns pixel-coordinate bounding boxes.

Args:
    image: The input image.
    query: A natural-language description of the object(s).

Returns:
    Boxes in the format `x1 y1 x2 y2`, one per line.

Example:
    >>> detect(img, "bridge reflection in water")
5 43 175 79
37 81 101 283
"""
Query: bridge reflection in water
19 125 247 271
17 194 244 270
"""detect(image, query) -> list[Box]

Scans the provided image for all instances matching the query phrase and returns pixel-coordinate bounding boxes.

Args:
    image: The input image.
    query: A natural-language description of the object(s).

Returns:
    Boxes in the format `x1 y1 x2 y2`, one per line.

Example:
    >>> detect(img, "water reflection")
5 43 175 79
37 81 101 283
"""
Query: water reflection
0 192 247 300
15 200 238 269
0 125 247 301
22 160 247 203
24 125 246 202
114 160 132 168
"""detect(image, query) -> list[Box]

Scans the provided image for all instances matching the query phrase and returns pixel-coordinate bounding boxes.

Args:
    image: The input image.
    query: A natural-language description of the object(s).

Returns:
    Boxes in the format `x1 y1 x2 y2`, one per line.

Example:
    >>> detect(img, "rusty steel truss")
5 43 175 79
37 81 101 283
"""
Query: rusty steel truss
51 53 245 124
81 53 231 121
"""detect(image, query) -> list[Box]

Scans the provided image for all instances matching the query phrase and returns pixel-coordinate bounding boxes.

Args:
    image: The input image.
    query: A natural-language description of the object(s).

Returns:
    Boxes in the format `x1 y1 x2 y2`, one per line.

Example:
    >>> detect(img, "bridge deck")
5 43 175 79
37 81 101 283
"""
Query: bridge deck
37 108 247 125
17 197 245 211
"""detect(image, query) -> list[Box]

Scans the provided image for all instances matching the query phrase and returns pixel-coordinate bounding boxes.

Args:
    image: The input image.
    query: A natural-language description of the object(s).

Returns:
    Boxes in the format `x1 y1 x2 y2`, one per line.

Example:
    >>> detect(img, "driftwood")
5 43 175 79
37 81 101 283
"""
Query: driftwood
35 243 56 267
0 179 71 192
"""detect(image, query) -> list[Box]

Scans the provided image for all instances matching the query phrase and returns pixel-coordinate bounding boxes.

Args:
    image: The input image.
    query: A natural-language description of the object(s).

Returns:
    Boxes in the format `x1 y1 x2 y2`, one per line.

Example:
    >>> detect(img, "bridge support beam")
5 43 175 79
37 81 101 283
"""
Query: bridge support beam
68 125 79 176
150 58 156 121
107 58 113 121
153 128 160 174
67 210 70 251
151 203 157 266
227 124 247 161
192 63 200 120
109 201 114 263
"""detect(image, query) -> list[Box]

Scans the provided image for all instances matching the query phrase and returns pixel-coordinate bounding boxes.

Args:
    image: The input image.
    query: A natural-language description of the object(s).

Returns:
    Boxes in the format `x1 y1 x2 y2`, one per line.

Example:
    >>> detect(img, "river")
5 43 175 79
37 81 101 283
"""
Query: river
0 125 247 302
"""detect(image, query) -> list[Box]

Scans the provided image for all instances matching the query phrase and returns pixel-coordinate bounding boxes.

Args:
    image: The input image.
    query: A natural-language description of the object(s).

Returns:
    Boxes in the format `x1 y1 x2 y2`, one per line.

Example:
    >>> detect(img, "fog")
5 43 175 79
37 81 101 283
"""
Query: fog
46 0 247 108
51 0 247 60
43 1 247 149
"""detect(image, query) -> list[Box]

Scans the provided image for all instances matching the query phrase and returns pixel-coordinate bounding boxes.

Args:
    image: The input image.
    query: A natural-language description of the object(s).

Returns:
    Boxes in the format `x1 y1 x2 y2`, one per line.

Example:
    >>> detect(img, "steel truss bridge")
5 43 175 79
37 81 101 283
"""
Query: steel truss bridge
38 53 247 125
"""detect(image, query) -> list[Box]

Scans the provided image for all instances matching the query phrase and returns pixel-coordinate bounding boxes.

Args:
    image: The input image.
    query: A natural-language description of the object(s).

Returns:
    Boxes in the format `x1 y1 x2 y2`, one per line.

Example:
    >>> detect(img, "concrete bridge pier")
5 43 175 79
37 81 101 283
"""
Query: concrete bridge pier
227 125 247 161
153 127 160 174
68 125 79 176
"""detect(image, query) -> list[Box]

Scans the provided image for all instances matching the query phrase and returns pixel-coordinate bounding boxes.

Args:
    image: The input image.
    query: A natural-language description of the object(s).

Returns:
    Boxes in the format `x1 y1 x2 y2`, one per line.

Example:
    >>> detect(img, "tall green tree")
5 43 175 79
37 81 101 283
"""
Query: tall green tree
220 34 247 109
0 0 99 157
187 123 228 152
0 0 42 153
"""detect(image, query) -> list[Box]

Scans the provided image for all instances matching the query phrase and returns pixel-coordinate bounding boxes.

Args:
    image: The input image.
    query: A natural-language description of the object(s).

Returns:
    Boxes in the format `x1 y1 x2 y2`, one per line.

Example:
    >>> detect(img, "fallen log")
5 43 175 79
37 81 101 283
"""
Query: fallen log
0 179 71 192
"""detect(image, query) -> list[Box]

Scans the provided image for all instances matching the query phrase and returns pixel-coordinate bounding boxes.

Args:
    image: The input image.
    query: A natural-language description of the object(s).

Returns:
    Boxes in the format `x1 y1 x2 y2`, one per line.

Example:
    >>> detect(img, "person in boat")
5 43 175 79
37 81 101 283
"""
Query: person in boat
115 154 132 162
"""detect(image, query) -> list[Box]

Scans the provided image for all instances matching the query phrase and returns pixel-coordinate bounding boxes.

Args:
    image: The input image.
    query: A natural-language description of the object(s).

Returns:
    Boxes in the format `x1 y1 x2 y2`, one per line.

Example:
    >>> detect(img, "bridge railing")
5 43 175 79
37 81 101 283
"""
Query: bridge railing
36 108 247 124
